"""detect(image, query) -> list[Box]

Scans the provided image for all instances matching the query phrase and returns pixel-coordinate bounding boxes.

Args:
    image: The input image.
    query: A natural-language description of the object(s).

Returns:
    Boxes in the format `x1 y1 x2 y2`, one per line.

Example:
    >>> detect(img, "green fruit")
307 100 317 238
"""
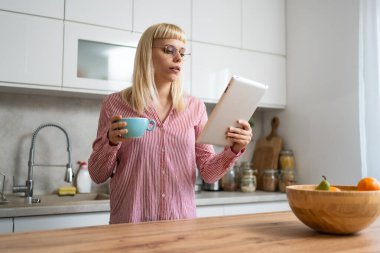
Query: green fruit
316 176 330 190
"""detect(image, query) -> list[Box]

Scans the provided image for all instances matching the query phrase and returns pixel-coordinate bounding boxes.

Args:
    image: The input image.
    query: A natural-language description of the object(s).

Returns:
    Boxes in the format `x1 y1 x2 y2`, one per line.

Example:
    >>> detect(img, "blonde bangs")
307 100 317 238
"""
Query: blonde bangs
153 23 187 43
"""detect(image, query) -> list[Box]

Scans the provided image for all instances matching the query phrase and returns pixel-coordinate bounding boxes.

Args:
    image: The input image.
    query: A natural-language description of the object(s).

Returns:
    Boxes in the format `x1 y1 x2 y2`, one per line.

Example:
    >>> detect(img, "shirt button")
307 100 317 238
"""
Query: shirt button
162 193 165 198
162 170 165 175
162 148 165 153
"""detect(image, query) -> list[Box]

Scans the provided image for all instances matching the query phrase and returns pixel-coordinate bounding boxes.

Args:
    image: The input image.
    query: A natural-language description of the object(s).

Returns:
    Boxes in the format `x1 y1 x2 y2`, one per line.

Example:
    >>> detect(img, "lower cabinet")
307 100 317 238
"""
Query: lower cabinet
4 202 289 233
0 218 13 233
13 212 110 233
196 201 290 218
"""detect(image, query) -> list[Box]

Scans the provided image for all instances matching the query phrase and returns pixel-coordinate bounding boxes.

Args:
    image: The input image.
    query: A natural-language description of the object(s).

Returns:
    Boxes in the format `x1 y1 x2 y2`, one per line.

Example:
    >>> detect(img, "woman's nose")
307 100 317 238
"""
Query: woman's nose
173 52 182 63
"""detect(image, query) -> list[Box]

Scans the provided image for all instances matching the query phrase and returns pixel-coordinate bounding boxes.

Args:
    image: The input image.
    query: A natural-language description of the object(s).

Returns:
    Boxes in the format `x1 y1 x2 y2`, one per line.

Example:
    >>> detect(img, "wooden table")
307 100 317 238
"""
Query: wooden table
1 211 379 253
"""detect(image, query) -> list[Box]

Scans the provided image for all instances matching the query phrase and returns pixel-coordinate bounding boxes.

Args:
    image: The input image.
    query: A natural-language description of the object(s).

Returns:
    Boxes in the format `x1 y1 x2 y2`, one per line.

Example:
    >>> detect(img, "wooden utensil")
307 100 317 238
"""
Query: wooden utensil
251 116 283 190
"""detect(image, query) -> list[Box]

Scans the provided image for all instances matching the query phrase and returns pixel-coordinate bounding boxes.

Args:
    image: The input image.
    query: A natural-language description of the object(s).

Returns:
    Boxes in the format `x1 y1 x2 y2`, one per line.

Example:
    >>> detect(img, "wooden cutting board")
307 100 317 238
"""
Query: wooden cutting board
252 116 283 190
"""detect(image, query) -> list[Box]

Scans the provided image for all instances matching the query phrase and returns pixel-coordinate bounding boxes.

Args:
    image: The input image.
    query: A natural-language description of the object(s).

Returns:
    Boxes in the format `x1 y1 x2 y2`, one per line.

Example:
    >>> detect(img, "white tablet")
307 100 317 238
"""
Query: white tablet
196 76 268 146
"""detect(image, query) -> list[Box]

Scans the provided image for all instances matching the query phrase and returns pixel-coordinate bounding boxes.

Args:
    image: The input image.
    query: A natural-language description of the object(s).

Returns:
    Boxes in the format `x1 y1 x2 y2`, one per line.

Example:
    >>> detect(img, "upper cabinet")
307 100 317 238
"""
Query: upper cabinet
0 0 64 19
191 0 286 107
0 1 286 108
191 42 239 101
192 0 241 47
242 0 286 55
65 0 133 30
0 11 63 87
63 22 140 92
133 0 191 37
191 42 286 108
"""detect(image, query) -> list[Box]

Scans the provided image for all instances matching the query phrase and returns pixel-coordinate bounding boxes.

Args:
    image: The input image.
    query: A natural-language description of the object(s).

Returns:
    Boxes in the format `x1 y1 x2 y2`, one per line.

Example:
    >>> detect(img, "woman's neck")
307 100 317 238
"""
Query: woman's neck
156 81 172 105
154 81 173 122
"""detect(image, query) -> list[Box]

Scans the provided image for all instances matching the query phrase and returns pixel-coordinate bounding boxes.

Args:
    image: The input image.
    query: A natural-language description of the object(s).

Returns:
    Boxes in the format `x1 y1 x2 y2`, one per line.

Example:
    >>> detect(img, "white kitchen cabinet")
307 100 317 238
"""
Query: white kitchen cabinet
0 218 13 233
133 0 191 37
14 212 109 233
0 11 63 87
242 0 286 55
63 21 140 92
239 49 286 108
65 0 133 31
223 201 290 216
192 0 241 47
197 201 290 218
191 42 286 108
196 205 224 218
0 0 64 19
191 42 239 102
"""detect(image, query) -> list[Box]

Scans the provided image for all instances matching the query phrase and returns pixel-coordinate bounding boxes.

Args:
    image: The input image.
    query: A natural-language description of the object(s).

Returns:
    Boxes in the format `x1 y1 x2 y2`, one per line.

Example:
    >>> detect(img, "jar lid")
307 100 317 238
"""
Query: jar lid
263 169 279 174
242 170 253 176
281 169 295 174
280 149 293 155
241 175 254 181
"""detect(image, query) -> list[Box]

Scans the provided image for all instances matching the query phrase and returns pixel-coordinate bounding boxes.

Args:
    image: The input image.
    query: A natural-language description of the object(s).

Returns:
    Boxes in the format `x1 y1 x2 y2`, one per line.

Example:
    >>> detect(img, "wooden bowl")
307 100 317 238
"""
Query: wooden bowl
286 185 380 234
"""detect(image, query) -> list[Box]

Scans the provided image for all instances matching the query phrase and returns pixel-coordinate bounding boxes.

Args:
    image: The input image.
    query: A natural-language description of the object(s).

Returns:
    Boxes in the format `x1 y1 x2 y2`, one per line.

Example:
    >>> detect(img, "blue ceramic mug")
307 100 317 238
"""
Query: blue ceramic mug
117 117 156 138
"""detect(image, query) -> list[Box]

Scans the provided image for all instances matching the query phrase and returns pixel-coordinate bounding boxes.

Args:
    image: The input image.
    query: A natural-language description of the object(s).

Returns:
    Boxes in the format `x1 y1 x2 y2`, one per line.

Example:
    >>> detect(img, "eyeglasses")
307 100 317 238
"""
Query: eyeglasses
153 44 191 59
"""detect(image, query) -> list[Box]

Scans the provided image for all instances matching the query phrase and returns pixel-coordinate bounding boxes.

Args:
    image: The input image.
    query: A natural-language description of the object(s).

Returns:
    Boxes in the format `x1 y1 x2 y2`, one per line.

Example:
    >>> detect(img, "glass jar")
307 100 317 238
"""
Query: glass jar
241 161 253 168
263 169 279 192
221 165 238 191
279 150 295 170
279 169 296 192
240 168 257 192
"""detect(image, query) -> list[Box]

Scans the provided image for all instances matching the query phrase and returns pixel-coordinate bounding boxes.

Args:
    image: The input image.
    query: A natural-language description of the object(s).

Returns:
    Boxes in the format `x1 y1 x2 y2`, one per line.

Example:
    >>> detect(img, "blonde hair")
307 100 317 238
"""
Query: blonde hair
122 23 187 114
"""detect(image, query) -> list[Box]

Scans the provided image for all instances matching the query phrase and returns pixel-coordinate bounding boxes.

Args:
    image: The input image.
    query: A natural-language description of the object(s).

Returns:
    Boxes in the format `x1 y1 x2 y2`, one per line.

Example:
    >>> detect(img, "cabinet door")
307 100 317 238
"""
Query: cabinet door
223 201 290 216
14 212 110 232
196 205 224 218
0 218 13 233
191 42 239 102
63 22 140 92
191 42 286 108
0 0 64 19
192 0 241 47
238 50 286 108
133 0 191 37
242 0 286 55
0 11 63 87
65 0 132 30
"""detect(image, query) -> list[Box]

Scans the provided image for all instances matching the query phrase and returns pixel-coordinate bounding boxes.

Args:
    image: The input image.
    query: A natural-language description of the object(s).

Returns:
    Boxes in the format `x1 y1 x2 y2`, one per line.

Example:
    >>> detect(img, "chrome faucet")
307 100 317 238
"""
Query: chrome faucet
13 123 73 204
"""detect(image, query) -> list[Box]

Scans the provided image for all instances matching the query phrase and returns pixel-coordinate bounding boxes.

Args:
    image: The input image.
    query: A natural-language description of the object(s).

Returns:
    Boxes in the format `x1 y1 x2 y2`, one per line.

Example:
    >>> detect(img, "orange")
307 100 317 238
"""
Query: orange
357 177 380 191
330 186 341 192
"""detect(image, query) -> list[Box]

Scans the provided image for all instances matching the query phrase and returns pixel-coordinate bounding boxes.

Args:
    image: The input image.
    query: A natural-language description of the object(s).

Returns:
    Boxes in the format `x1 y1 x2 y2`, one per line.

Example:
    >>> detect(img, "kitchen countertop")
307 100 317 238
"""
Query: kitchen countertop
1 211 379 253
0 191 287 218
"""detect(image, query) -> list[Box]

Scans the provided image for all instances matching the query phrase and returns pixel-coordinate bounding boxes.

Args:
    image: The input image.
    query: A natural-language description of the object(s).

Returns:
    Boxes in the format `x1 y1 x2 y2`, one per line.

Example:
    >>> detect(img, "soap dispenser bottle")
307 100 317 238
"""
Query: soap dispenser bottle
76 161 92 193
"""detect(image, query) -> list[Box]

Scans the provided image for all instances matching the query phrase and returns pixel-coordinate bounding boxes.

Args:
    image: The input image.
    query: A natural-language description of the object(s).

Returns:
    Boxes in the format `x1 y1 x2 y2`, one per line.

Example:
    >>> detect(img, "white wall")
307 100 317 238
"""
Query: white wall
265 0 361 185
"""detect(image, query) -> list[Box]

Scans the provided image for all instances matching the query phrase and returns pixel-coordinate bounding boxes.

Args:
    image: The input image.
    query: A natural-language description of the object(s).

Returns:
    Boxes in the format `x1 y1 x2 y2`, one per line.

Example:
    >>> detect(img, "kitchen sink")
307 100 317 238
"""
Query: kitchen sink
2 193 110 206
36 193 110 203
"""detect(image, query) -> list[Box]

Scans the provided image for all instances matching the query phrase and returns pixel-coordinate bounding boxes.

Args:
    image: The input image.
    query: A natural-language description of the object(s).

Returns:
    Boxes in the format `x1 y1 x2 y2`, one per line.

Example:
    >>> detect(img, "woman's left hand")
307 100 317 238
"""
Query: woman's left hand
227 120 253 154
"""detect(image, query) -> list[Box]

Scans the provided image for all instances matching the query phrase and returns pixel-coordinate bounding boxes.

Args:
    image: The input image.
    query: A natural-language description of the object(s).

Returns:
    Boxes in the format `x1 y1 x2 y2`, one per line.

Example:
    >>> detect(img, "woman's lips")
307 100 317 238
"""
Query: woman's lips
170 66 181 74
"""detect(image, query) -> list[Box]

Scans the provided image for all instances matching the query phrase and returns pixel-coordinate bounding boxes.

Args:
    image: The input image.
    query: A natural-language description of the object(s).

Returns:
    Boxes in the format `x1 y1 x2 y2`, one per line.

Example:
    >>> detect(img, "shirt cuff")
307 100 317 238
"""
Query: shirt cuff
224 146 246 157
100 133 121 151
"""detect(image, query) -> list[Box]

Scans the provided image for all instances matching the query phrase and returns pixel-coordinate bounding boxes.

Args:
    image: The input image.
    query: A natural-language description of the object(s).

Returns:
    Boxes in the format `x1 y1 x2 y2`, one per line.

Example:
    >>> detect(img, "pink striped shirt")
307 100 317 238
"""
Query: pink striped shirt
88 92 244 224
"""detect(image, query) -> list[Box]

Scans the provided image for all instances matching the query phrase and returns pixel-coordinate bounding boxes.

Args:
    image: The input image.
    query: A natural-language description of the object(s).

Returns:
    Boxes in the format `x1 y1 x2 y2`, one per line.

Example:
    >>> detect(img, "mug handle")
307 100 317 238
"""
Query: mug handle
147 119 156 131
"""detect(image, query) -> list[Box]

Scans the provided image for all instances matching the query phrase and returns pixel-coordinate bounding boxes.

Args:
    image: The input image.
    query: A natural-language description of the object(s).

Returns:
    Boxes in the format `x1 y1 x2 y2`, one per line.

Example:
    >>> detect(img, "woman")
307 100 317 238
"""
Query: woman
88 23 252 224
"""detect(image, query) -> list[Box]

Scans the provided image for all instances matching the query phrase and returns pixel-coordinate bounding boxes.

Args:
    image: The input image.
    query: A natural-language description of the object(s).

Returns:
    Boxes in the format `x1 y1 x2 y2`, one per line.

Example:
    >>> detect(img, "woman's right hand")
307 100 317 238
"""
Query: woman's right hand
107 115 129 145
